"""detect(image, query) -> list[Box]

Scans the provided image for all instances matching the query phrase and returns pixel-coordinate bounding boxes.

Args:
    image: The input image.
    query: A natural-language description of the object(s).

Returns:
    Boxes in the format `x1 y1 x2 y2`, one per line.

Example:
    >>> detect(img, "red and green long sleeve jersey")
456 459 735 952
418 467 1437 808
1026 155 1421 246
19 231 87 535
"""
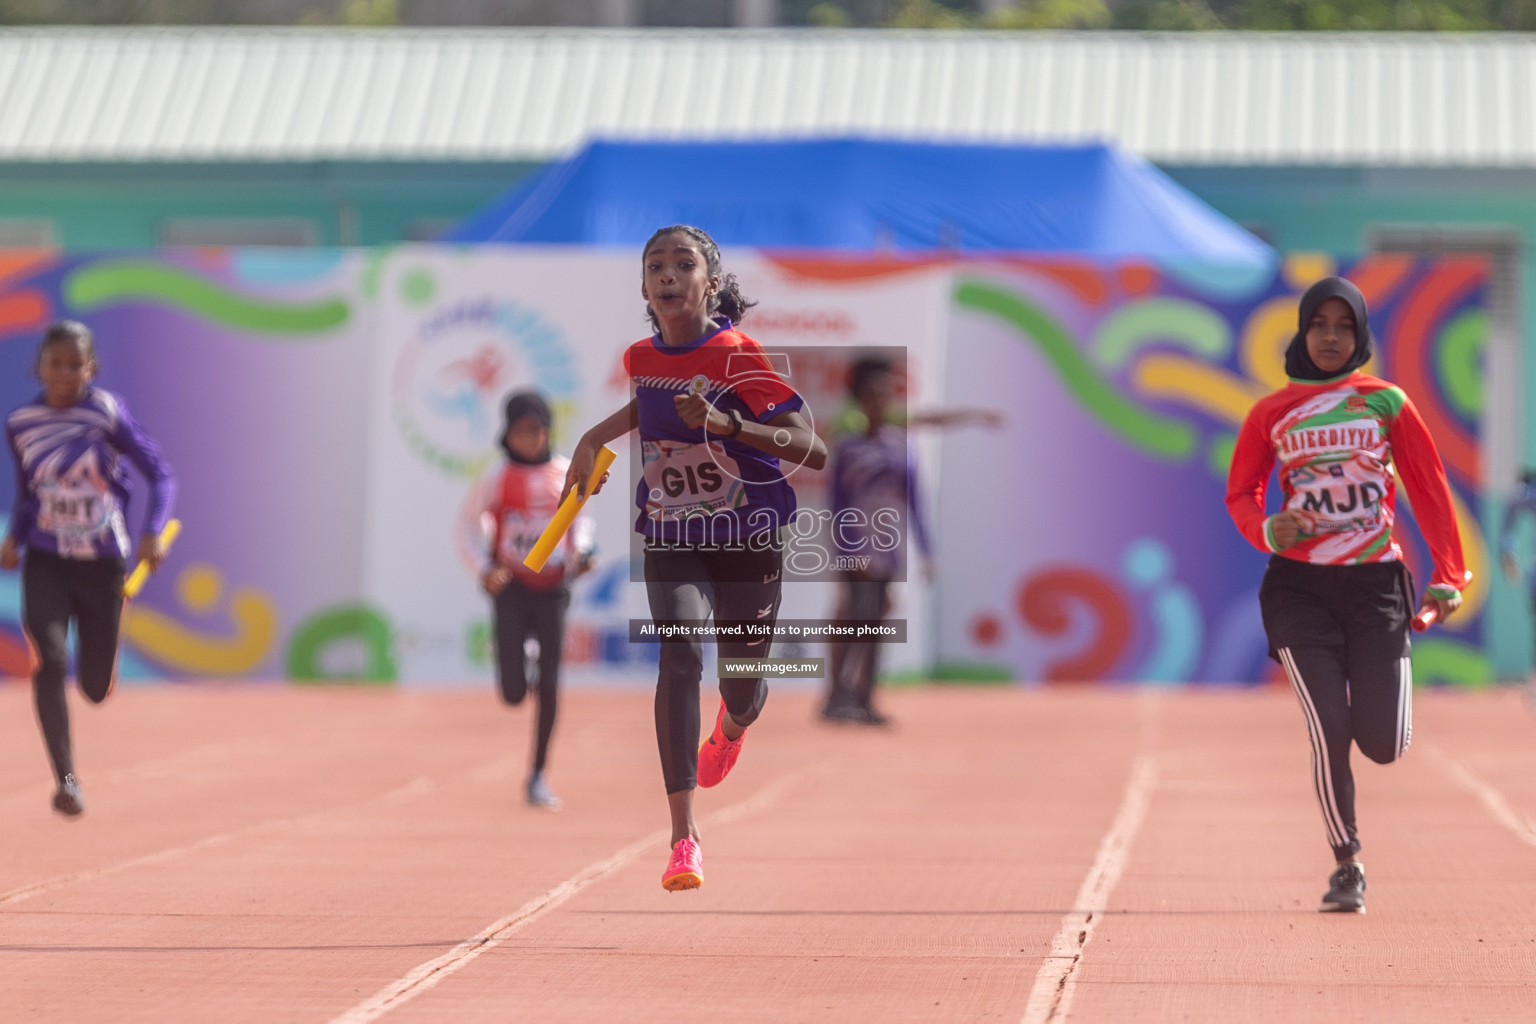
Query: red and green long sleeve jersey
1225 372 1468 599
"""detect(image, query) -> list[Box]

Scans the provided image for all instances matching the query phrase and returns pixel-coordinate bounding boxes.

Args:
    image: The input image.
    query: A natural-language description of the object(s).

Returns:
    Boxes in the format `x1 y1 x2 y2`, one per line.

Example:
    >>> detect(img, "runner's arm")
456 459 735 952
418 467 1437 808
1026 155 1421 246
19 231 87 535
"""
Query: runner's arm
1225 405 1281 554
1390 396 1468 602
565 399 637 501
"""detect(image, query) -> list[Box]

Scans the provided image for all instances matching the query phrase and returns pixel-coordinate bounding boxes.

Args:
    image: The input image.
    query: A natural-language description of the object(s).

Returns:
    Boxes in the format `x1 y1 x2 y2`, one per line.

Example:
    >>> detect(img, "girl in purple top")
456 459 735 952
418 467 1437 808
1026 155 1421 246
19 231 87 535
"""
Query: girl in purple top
1 321 176 817
565 226 827 891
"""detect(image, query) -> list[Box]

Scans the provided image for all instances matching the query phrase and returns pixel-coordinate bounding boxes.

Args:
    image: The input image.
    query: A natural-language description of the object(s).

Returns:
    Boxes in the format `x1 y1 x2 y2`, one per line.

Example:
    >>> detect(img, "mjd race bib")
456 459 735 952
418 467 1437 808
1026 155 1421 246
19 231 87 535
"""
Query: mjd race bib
1284 454 1388 536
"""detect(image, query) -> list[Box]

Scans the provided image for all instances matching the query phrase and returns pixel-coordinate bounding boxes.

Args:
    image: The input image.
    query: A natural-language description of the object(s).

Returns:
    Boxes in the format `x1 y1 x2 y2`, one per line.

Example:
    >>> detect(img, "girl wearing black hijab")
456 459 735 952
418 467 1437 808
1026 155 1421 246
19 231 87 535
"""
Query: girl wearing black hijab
468 391 595 809
1226 277 1469 913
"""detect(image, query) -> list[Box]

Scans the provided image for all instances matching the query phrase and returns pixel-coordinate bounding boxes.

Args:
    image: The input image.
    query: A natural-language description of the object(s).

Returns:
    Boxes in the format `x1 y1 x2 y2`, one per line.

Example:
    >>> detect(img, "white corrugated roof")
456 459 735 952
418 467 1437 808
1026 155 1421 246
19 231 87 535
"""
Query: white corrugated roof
0 27 1532 165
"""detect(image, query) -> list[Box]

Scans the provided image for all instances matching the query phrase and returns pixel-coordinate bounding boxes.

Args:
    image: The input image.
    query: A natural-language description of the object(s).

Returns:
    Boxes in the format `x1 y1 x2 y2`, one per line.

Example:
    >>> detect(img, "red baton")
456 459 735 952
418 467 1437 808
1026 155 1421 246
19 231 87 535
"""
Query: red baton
1412 570 1474 632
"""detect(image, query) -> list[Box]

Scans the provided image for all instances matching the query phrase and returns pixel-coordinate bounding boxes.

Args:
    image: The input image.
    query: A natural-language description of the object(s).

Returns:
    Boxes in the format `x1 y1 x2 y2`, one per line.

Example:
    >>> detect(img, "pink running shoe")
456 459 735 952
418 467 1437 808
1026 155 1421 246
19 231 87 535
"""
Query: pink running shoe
697 701 746 788
662 835 703 891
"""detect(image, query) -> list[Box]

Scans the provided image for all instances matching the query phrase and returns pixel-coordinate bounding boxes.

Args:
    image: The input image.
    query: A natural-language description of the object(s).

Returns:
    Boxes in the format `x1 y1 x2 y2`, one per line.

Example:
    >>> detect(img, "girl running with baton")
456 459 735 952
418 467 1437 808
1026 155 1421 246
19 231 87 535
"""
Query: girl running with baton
1226 277 1467 914
565 225 826 891
2 321 177 816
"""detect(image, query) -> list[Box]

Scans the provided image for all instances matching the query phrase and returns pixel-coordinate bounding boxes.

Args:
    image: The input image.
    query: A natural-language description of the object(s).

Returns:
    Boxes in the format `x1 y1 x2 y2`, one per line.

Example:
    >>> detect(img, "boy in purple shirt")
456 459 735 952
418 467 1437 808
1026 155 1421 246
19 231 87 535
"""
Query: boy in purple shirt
1 321 176 816
822 356 932 726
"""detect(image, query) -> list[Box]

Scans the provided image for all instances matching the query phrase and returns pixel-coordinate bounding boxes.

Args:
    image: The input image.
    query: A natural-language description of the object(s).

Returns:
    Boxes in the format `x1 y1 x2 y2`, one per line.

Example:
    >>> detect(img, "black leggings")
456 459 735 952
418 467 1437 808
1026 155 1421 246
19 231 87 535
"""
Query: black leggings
491 582 568 776
825 573 893 711
1260 557 1414 861
645 541 783 794
22 549 126 782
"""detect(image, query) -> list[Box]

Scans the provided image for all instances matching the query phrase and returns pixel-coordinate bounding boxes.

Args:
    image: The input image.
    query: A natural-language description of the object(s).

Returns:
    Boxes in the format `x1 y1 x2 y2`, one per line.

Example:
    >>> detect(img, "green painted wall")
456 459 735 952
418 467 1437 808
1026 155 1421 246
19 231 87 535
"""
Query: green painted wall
0 161 536 247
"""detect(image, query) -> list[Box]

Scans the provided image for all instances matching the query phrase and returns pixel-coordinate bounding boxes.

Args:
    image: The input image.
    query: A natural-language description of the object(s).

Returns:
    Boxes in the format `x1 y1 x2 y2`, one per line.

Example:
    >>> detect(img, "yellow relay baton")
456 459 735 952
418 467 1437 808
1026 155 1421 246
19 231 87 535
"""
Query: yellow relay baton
123 518 182 599
523 446 616 573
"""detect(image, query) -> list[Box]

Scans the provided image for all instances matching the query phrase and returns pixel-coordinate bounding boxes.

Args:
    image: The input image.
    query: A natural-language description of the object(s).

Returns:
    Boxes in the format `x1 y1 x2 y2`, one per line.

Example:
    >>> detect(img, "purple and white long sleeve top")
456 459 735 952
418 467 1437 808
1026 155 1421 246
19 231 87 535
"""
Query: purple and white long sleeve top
5 387 176 561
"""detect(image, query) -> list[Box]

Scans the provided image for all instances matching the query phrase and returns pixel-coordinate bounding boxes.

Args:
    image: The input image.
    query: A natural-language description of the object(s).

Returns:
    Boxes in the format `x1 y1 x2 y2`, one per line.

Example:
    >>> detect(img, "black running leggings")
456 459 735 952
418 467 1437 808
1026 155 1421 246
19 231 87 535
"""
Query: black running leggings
645 541 783 794
491 582 568 776
1260 558 1415 861
22 549 126 782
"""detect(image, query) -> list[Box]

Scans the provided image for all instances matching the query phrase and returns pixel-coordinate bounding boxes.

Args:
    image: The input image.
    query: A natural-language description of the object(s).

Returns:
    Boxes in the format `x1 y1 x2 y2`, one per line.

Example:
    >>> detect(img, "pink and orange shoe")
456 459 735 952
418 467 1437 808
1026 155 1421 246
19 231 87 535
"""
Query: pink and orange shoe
697 701 746 788
662 835 703 891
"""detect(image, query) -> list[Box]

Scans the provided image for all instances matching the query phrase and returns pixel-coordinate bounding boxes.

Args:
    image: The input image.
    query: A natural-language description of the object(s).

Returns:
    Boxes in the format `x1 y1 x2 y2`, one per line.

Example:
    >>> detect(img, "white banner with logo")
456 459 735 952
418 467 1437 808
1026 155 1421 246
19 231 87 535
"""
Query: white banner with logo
362 246 950 684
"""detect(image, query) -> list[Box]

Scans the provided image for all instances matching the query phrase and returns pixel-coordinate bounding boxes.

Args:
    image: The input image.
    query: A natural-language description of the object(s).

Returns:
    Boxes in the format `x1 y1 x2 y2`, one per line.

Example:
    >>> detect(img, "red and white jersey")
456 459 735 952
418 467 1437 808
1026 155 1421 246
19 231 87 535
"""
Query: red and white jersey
1225 371 1467 599
464 456 595 590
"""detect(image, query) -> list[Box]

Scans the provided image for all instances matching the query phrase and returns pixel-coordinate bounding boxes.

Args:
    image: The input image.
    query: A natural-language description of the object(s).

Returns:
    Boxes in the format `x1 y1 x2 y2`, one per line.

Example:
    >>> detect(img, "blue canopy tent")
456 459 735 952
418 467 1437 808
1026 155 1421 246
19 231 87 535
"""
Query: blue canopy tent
442 138 1272 265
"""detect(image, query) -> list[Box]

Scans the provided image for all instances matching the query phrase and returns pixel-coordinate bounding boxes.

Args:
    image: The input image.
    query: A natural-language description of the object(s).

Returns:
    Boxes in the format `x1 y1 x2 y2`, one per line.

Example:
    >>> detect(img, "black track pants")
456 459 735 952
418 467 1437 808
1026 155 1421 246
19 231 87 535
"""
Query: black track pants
491 582 568 776
1261 557 1414 861
644 541 783 794
824 573 892 712
22 549 126 782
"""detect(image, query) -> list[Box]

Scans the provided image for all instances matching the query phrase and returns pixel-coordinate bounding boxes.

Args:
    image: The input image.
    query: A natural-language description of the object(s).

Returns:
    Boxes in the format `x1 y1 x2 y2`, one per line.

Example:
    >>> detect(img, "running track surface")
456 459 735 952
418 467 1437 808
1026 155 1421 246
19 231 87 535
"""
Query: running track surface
1 684 1533 1023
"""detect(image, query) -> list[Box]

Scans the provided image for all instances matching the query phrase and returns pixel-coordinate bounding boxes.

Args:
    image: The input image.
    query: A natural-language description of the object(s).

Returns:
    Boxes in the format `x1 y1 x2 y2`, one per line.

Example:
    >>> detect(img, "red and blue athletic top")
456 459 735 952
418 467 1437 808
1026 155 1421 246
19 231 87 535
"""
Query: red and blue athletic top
1225 371 1467 600
623 320 802 546
5 387 176 562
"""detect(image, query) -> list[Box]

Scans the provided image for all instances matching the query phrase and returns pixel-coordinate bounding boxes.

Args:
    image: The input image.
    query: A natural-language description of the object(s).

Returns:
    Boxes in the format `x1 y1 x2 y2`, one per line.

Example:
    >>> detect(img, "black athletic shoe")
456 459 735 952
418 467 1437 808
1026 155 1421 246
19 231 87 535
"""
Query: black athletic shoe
525 772 562 811
858 706 892 727
820 703 865 724
51 774 83 817
1320 862 1366 913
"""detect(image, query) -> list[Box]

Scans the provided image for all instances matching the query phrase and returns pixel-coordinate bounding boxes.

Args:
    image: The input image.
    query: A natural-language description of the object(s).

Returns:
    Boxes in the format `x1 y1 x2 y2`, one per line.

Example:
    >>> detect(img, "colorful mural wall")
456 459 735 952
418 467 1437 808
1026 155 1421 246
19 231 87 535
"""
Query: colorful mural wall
0 249 373 683
0 248 1488 685
934 253 1489 686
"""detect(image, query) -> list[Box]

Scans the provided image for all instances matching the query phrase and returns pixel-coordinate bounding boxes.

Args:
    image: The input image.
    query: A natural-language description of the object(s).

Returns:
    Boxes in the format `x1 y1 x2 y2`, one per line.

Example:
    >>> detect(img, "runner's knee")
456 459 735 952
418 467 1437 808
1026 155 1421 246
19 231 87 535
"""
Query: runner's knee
1356 733 1404 765
660 641 704 686
78 673 112 704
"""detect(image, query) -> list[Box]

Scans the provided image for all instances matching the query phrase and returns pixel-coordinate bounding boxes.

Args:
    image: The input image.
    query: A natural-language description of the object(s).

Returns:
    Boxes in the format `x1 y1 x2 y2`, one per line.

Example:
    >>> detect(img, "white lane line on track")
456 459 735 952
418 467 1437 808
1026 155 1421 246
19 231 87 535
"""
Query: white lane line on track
0 761 515 907
1425 745 1536 848
1021 755 1157 1024
0 738 282 806
2 829 246 906
328 770 806 1024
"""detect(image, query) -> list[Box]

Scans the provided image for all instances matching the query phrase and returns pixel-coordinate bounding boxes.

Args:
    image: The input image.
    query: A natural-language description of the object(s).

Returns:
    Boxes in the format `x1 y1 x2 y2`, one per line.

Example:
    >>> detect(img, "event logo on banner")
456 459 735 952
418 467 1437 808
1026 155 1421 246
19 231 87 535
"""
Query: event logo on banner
391 297 579 478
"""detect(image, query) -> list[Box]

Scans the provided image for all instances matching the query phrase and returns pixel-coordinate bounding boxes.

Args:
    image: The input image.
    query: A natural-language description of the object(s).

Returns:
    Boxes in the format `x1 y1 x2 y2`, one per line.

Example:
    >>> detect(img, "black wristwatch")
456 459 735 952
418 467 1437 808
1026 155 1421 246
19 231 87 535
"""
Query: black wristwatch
726 408 744 437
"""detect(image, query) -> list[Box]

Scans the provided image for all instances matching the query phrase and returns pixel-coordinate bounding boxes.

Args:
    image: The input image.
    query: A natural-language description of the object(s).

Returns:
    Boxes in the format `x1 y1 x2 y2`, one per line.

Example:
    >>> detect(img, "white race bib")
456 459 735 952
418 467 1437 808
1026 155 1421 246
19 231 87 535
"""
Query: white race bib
642 439 749 523
497 510 558 567
37 479 117 557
